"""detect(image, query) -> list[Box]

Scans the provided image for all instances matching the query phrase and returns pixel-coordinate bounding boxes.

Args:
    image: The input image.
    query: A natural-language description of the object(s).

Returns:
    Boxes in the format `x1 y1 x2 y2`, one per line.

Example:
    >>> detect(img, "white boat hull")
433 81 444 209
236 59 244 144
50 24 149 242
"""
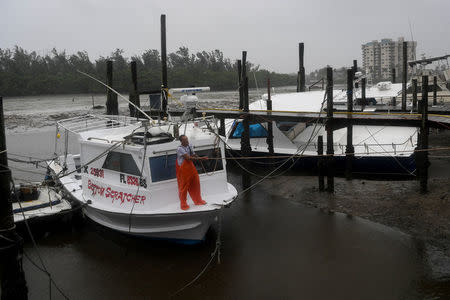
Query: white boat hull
83 205 218 241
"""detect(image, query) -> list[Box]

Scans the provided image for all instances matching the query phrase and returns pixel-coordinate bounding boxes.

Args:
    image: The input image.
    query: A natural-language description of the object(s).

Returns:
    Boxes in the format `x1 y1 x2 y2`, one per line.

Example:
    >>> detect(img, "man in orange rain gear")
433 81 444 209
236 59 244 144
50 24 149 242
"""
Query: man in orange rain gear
176 135 208 210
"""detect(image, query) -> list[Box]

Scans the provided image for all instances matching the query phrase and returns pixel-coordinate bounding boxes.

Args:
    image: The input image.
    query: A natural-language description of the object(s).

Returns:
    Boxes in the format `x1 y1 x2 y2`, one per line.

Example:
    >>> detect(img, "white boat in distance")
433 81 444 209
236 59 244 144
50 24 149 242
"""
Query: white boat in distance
48 114 237 242
225 89 418 175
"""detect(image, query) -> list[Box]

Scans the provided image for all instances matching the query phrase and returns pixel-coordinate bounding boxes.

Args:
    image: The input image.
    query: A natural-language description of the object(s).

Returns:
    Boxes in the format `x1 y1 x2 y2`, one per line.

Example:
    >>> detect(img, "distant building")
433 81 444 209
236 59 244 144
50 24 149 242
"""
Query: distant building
362 37 417 82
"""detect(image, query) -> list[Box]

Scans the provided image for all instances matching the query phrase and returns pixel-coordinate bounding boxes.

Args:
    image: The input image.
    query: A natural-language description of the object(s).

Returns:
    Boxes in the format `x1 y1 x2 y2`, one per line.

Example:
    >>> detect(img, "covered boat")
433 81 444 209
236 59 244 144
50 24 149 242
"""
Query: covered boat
225 90 417 175
48 114 237 242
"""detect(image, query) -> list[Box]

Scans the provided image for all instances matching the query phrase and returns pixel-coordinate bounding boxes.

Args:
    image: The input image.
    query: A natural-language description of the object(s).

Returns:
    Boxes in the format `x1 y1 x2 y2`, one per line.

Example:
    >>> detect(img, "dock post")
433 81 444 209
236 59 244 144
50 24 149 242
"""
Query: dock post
129 61 140 118
240 51 251 156
317 135 324 191
266 78 274 154
326 67 334 193
219 118 225 136
160 14 168 118
297 43 306 92
418 76 429 194
401 41 407 111
0 97 28 299
361 77 366 111
412 79 418 111
433 76 437 106
106 60 118 115
237 60 243 110
392 68 396 83
353 60 359 88
240 52 251 190
345 69 354 180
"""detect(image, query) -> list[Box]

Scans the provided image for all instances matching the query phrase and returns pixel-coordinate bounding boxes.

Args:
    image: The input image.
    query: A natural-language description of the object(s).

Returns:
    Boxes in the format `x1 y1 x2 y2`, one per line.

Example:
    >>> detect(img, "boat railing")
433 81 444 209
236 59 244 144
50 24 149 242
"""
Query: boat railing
57 114 143 134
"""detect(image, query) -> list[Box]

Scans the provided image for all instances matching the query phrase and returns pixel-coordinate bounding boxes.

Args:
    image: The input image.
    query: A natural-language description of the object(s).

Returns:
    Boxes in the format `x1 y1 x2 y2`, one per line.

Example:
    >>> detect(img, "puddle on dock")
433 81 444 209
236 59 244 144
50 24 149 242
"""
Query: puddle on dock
4 128 450 299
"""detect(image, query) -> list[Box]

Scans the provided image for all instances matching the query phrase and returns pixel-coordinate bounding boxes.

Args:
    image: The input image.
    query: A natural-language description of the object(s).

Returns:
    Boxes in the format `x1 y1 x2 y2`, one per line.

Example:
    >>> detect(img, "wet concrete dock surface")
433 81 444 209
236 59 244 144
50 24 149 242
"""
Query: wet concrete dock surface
4 129 450 299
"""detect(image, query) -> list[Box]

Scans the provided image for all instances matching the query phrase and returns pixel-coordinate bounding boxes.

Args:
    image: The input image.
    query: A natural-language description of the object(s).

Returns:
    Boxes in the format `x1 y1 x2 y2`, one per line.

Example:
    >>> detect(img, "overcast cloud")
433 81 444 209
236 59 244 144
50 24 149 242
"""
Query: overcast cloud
1 0 449 73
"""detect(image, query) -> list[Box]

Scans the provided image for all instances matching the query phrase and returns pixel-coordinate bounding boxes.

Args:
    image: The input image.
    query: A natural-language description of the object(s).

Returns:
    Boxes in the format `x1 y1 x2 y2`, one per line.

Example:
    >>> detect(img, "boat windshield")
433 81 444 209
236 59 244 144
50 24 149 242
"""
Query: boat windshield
149 149 223 183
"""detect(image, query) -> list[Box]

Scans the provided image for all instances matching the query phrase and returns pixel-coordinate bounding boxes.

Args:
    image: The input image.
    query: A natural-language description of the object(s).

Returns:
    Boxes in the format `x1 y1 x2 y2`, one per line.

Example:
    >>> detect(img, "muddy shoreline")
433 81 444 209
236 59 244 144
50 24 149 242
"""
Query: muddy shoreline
260 130 450 281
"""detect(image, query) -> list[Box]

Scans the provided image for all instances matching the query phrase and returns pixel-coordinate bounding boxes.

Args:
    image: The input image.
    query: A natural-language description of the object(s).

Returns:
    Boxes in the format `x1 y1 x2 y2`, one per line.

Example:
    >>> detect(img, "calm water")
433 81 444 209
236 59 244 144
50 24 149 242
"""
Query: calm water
2 93 448 299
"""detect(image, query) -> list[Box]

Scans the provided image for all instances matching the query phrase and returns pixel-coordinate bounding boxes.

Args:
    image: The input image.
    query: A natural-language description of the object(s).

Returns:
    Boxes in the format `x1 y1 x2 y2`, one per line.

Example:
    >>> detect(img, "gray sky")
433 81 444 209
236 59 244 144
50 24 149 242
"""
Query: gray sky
1 0 449 73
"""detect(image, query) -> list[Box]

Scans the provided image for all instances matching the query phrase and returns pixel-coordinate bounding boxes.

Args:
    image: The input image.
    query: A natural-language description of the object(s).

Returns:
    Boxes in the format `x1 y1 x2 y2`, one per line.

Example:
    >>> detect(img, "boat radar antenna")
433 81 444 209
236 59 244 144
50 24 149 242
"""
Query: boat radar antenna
77 70 154 122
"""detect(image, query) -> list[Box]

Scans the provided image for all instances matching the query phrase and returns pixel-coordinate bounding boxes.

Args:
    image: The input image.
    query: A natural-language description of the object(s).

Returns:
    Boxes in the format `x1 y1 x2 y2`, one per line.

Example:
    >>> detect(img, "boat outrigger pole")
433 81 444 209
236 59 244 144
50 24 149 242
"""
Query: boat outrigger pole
77 70 154 122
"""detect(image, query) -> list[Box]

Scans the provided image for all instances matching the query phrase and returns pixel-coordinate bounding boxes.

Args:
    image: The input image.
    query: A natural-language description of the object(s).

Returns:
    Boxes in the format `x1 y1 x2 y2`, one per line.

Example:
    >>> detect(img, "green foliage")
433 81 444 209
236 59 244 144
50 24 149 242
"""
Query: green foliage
0 46 298 97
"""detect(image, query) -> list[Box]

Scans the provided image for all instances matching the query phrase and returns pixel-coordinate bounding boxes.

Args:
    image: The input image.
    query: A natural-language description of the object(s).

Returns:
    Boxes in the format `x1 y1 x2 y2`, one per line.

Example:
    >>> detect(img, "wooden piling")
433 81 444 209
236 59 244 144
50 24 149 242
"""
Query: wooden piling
353 60 359 88
297 43 306 92
240 51 251 156
317 135 324 192
419 76 429 194
161 14 168 117
361 77 366 111
0 96 28 298
345 69 354 180
266 78 274 154
237 60 243 111
392 68 396 83
129 61 140 117
219 118 225 136
106 60 118 115
433 76 437 105
326 67 334 193
401 41 407 111
412 79 418 111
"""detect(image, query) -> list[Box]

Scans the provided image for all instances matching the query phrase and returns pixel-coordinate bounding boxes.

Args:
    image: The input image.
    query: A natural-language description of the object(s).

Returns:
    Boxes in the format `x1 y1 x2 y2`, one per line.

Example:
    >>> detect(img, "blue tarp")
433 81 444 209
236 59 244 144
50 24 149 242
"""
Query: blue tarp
232 122 268 138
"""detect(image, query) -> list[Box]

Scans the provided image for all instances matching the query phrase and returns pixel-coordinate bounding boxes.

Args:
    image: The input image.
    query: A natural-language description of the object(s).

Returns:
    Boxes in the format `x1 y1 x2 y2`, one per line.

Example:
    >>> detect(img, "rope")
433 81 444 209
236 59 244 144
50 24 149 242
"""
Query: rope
10 178 70 300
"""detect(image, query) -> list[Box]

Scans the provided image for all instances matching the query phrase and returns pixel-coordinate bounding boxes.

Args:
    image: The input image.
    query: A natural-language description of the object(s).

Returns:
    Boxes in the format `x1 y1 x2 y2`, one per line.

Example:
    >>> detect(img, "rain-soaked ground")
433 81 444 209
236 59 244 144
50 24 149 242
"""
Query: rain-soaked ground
3 128 449 299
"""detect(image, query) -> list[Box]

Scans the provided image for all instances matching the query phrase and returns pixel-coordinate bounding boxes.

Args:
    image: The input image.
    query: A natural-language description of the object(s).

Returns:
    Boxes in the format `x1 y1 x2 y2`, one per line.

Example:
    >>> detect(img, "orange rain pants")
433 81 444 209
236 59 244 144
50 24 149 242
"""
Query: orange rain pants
176 159 206 210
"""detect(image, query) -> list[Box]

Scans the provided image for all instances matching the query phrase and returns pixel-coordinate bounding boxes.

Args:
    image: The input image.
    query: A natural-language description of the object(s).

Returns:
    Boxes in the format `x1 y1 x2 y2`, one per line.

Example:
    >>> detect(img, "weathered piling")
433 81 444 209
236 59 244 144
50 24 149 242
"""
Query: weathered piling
240 52 251 191
317 135 324 191
433 76 437 105
0 96 28 299
237 60 243 111
129 61 140 117
326 67 334 193
161 14 168 117
297 43 306 92
418 76 429 193
392 68 396 83
361 77 366 111
401 41 407 111
106 60 118 115
266 78 274 154
240 51 251 156
345 69 354 180
219 118 225 136
412 79 418 111
353 60 359 88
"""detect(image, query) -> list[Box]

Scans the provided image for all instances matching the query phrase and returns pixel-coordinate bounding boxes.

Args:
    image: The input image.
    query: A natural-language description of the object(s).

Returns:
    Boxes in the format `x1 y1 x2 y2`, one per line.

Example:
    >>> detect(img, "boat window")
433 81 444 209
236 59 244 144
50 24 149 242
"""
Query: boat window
149 149 224 183
230 121 268 139
102 152 141 176
149 154 177 182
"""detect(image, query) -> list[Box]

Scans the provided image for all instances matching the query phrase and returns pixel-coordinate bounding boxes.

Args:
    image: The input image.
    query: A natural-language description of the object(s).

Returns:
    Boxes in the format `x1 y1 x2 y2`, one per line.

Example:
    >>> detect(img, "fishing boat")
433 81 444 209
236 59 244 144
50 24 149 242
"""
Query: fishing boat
225 89 418 175
13 183 72 223
47 113 237 242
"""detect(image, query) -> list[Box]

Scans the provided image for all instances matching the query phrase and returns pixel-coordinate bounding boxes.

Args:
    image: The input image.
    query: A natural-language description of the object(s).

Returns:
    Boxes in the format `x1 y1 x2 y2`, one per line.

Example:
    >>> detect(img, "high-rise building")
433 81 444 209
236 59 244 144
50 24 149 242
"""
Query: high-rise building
362 37 416 82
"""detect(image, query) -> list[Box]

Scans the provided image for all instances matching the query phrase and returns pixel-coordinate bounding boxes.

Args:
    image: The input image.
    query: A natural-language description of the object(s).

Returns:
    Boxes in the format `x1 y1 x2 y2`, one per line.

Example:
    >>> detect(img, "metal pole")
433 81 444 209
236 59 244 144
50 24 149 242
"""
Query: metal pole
161 14 168 117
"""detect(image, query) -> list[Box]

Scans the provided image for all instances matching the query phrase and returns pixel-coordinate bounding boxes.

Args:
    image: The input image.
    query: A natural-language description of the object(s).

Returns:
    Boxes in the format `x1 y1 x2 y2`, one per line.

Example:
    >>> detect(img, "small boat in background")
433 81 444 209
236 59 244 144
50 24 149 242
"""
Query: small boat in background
13 183 72 223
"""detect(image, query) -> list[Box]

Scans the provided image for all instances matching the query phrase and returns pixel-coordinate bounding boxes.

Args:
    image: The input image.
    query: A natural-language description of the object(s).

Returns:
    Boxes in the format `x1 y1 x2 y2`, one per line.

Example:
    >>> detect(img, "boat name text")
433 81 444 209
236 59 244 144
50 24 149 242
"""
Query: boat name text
87 180 146 204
